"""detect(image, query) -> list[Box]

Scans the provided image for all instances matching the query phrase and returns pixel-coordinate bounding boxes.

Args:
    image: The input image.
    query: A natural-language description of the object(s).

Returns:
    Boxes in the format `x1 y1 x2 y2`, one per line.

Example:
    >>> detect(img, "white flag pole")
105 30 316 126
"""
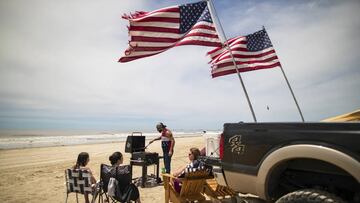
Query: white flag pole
206 0 257 122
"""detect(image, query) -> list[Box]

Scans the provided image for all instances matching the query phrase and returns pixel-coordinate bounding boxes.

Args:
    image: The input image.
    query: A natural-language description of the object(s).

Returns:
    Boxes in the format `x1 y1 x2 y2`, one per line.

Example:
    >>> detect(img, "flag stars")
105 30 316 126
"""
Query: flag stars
179 1 211 34
247 29 273 51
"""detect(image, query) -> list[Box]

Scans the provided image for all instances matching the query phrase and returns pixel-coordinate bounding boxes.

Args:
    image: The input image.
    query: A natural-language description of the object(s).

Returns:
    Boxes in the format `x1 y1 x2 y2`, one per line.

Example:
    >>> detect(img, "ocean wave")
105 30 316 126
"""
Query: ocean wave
0 131 219 149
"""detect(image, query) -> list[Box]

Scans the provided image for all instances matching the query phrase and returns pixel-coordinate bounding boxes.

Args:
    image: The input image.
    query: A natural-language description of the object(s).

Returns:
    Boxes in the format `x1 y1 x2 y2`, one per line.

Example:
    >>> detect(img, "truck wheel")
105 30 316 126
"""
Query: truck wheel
276 189 345 203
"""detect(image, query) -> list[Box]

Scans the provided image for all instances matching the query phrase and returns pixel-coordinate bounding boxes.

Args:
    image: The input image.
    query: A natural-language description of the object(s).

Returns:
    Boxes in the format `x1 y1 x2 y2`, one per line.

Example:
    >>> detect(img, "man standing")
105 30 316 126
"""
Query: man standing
149 122 175 173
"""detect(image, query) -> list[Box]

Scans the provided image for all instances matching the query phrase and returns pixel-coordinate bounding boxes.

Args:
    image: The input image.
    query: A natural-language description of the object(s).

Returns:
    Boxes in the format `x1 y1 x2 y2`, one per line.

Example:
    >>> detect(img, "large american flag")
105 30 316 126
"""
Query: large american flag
208 29 281 78
119 1 221 63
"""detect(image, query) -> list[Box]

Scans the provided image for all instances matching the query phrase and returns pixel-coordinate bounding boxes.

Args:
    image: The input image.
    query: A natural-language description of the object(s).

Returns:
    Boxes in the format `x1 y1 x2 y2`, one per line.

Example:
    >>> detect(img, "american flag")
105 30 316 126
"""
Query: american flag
119 1 221 63
208 29 281 78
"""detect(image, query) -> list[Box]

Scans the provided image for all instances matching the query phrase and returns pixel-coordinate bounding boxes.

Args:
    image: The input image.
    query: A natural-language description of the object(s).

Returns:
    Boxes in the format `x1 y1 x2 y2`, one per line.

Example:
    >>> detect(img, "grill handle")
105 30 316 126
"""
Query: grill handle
131 132 143 136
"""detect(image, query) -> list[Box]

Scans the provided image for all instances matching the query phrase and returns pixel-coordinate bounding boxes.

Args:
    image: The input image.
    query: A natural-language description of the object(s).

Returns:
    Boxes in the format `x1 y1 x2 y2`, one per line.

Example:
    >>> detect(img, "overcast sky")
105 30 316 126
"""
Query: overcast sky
0 0 359 133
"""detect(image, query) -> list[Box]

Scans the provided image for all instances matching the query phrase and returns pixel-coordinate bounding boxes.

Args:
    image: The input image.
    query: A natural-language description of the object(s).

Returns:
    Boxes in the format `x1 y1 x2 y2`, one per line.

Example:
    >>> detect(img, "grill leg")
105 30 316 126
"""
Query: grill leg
156 160 160 182
142 165 147 188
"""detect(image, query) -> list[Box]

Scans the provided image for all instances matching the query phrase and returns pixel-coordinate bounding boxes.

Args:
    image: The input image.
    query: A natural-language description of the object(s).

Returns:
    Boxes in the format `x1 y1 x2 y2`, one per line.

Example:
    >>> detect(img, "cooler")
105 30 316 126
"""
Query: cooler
203 132 220 157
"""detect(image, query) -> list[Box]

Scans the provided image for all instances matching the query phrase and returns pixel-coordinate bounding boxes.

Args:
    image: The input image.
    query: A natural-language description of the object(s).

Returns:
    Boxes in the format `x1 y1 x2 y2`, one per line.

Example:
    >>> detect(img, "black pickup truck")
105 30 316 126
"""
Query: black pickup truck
202 122 360 203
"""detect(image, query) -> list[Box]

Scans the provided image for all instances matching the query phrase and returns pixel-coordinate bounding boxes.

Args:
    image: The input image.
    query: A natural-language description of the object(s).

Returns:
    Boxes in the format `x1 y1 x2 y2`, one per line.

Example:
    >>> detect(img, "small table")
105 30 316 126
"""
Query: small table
130 156 163 188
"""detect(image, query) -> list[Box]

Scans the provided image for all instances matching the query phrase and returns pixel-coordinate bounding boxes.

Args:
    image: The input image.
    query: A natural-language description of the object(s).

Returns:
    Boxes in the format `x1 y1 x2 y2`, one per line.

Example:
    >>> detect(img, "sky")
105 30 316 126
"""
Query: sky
0 0 359 134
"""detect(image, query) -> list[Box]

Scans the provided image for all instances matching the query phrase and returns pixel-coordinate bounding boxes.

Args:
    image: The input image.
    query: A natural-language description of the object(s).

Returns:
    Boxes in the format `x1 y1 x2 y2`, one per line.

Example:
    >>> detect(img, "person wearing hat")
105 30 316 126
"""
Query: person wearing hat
149 122 175 173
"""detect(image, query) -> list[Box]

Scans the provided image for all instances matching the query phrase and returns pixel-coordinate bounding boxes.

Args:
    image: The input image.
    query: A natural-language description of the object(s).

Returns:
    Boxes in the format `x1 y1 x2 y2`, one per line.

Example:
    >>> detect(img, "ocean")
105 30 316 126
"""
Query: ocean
0 131 220 150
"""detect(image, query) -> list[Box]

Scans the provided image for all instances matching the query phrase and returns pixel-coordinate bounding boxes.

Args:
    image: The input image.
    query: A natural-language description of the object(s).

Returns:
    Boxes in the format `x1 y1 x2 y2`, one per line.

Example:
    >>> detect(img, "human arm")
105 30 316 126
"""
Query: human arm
172 165 187 177
167 131 175 156
149 136 161 144
88 169 97 184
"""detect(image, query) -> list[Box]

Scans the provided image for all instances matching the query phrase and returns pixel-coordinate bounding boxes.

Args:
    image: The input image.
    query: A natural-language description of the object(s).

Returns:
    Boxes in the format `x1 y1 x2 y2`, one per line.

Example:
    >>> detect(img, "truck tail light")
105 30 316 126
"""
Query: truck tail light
219 133 224 160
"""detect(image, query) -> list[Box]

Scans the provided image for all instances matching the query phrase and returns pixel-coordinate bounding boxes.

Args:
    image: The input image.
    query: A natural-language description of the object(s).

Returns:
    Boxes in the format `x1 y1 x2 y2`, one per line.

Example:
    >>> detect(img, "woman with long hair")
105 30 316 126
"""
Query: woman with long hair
172 147 204 193
73 152 97 184
73 152 97 203
173 147 202 177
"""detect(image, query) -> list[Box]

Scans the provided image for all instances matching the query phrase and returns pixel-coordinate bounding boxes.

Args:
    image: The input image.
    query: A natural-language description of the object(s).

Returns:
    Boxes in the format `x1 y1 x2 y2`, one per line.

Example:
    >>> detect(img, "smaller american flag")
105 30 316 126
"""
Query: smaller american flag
119 1 221 63
208 29 281 78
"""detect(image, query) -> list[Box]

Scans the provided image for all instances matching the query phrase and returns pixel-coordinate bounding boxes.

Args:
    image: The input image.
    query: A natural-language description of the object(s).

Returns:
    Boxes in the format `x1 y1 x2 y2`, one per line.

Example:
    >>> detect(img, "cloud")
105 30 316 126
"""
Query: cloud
213 0 360 120
0 0 359 132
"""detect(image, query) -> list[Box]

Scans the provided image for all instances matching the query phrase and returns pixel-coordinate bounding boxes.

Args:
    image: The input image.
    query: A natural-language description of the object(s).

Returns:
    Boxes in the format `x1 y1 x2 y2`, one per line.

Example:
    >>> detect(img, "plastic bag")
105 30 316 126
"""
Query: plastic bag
107 177 118 197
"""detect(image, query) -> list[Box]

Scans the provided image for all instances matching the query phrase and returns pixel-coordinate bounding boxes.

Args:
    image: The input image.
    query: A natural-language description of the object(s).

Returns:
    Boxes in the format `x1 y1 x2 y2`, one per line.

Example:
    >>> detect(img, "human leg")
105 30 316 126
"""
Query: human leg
162 141 171 173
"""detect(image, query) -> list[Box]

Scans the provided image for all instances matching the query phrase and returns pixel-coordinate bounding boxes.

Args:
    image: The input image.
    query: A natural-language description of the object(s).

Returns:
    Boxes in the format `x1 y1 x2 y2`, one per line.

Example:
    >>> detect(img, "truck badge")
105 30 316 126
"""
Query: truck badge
229 135 246 155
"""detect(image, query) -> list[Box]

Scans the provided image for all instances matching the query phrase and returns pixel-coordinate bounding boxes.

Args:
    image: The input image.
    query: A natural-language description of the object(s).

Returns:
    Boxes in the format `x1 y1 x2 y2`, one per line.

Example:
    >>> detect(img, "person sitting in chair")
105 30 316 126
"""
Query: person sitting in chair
73 152 97 203
108 152 141 203
172 147 204 192
173 147 203 177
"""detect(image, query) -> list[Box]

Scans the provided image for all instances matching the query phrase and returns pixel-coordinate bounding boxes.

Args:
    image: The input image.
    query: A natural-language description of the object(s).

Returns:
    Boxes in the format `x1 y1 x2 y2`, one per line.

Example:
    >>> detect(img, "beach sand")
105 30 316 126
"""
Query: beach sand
0 136 206 203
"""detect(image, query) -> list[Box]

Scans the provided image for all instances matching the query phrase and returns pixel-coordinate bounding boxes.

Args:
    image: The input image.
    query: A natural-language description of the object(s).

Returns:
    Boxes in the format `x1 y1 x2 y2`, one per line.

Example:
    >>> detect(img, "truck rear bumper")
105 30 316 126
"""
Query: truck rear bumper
201 156 263 199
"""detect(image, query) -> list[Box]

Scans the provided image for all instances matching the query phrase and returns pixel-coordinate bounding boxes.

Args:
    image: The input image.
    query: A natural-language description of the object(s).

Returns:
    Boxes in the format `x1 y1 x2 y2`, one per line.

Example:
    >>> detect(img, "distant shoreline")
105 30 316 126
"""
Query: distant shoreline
0 131 219 150
0 129 219 138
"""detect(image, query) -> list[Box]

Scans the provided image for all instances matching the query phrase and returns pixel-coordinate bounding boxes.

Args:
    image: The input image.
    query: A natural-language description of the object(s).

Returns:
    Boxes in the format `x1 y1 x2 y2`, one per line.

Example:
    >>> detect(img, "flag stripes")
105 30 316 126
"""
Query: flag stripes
119 1 221 63
208 29 281 78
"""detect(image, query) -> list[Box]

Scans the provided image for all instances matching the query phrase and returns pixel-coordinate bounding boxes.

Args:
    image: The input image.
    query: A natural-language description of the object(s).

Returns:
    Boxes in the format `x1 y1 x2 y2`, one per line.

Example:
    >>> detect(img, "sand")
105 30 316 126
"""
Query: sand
0 136 206 203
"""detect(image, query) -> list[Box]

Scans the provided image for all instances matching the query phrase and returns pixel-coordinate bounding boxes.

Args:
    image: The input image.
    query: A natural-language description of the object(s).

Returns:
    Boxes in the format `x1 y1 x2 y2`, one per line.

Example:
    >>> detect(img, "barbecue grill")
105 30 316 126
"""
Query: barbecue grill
125 132 161 187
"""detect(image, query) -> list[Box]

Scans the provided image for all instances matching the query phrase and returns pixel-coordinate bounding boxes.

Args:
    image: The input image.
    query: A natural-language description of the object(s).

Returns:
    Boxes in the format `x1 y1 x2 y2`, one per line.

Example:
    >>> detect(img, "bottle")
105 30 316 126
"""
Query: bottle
161 167 166 174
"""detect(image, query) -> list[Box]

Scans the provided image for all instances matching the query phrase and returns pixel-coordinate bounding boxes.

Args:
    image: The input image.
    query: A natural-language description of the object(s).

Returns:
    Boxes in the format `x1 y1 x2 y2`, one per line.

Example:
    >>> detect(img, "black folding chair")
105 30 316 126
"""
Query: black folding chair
97 164 137 203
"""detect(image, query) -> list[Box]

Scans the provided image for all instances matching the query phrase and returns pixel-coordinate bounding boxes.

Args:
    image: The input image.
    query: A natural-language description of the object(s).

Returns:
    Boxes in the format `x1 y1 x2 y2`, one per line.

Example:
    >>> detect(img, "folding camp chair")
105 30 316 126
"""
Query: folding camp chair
203 178 237 203
65 168 97 203
162 169 212 203
97 164 136 203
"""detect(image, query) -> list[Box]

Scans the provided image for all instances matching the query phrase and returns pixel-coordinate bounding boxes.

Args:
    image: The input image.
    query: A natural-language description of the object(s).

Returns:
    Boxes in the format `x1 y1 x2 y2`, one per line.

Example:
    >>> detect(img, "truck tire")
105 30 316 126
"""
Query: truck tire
276 189 346 203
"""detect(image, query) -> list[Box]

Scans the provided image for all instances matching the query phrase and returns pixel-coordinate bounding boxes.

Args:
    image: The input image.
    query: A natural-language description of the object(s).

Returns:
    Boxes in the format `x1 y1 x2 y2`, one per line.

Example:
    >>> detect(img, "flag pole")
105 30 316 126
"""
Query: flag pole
207 0 257 122
279 65 305 122
264 27 305 122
